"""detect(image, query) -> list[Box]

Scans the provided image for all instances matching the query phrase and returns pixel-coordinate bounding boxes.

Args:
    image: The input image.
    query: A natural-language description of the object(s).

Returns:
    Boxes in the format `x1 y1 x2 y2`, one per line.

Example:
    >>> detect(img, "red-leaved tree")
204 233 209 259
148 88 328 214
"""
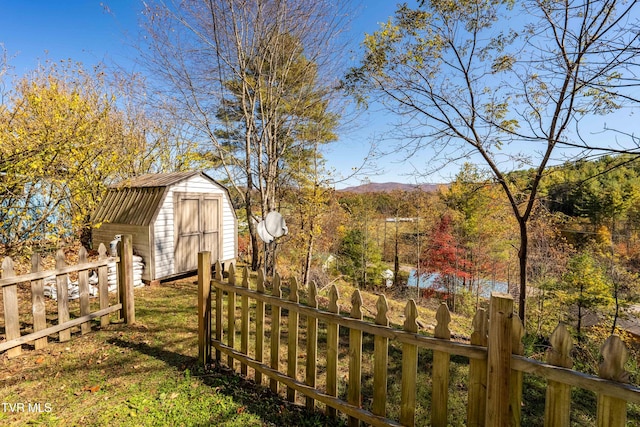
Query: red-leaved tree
419 214 472 302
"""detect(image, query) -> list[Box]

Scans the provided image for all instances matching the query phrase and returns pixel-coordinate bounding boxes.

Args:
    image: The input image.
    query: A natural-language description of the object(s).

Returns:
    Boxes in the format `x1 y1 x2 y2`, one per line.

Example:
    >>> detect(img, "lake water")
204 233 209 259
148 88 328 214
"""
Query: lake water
407 270 508 299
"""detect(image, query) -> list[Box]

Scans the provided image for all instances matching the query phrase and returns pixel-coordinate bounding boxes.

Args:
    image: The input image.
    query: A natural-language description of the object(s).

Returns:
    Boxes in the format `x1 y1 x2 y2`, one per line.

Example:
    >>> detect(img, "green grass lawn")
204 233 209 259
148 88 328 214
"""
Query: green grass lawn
0 278 341 426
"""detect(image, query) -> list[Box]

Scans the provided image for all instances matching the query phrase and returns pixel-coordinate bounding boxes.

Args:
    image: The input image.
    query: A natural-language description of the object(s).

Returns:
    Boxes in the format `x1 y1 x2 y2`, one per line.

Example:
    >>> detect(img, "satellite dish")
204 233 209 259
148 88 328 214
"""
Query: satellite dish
257 221 274 243
264 211 288 239
257 211 288 243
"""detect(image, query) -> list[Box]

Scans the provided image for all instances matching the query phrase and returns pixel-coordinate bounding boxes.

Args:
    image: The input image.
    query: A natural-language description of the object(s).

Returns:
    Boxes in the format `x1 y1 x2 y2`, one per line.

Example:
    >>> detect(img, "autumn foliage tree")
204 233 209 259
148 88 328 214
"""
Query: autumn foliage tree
419 214 472 306
0 60 188 253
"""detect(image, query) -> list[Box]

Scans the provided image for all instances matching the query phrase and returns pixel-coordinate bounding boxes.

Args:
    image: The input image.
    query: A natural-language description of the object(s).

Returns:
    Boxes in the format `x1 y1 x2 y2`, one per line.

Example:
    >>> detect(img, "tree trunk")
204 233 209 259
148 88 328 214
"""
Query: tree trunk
518 219 528 326
80 224 92 250
246 200 260 271
302 233 314 288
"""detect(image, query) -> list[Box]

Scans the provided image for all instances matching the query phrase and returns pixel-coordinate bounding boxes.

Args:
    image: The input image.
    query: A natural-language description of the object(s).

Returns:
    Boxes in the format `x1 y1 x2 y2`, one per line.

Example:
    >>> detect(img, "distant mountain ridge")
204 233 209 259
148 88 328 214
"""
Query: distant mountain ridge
338 182 446 193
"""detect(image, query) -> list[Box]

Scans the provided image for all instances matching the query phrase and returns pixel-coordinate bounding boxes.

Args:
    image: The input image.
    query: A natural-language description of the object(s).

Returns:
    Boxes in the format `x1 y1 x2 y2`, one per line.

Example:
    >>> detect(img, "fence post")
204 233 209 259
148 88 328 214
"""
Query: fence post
432 302 451 427
485 292 513 427
198 251 211 366
597 335 629 427
348 289 363 427
2 257 21 357
117 234 135 324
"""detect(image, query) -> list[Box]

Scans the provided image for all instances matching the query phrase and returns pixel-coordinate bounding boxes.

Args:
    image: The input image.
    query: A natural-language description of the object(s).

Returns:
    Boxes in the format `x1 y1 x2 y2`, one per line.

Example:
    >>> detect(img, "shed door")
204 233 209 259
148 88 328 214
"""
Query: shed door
174 193 221 273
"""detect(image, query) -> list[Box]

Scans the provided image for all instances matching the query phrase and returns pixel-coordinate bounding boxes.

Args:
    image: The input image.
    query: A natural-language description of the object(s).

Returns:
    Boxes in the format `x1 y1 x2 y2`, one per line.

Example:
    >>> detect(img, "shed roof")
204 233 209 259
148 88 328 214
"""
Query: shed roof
112 171 203 188
92 171 226 226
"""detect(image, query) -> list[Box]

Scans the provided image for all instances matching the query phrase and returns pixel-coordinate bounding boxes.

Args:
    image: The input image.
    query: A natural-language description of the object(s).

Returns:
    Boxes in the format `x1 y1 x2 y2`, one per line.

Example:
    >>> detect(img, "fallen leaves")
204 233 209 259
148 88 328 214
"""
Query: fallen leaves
75 385 101 395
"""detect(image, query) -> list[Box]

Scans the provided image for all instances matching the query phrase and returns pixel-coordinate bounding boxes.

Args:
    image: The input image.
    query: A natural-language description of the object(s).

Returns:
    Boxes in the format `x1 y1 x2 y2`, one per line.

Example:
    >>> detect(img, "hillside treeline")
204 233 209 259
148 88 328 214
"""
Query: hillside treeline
278 157 640 341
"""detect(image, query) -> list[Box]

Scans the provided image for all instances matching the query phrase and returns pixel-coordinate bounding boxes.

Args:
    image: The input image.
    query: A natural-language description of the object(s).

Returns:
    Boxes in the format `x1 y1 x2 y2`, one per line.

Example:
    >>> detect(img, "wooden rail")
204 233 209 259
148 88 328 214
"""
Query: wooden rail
198 253 640 427
0 236 136 357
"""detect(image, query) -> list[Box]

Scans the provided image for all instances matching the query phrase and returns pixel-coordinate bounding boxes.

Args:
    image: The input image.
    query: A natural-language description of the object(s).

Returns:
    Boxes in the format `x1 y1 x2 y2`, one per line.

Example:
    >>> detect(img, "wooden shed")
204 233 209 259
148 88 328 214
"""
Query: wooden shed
92 171 237 283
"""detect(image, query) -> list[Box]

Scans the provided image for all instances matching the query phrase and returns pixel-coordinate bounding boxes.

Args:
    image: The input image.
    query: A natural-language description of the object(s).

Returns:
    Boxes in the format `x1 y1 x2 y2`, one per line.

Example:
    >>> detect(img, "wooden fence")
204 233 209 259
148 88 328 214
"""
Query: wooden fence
0 235 136 358
197 252 640 427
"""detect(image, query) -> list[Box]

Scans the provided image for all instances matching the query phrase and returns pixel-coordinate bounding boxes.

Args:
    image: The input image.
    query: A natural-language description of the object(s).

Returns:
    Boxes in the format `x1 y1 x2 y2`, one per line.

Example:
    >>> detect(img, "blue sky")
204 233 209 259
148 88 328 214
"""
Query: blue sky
2 1 638 189
0 0 432 188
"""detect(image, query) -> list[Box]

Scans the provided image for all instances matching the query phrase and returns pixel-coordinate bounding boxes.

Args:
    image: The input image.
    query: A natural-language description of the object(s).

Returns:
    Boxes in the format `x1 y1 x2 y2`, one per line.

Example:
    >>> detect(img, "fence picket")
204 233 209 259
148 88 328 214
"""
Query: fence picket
255 269 265 385
400 299 419 427
2 257 21 357
55 249 71 342
198 258 640 427
544 323 573 427
348 290 364 427
305 281 319 410
326 284 340 419
467 308 488 427
597 335 629 427
240 265 250 376
270 273 282 393
31 253 47 350
227 263 236 370
432 303 451 427
78 247 91 335
373 294 389 418
1 245 125 356
215 260 223 362
97 244 110 327
287 276 300 402
510 315 524 427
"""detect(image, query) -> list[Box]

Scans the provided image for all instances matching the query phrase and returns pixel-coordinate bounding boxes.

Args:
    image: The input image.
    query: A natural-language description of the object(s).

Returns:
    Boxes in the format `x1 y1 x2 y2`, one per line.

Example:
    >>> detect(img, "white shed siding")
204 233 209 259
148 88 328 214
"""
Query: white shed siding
152 175 236 278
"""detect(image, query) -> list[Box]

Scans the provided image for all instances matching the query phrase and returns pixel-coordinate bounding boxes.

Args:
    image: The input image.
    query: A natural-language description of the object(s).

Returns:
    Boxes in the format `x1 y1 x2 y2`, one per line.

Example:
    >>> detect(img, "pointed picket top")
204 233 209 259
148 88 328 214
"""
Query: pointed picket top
435 302 451 340
56 248 67 269
308 281 318 308
273 273 282 298
256 269 265 293
79 246 88 263
289 276 299 303
228 263 236 285
98 243 107 259
471 308 488 346
328 284 340 314
547 323 573 368
350 289 363 320
242 266 249 289
1 256 15 278
403 299 419 333
599 335 630 383
511 313 524 355
214 261 223 280
375 294 389 327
